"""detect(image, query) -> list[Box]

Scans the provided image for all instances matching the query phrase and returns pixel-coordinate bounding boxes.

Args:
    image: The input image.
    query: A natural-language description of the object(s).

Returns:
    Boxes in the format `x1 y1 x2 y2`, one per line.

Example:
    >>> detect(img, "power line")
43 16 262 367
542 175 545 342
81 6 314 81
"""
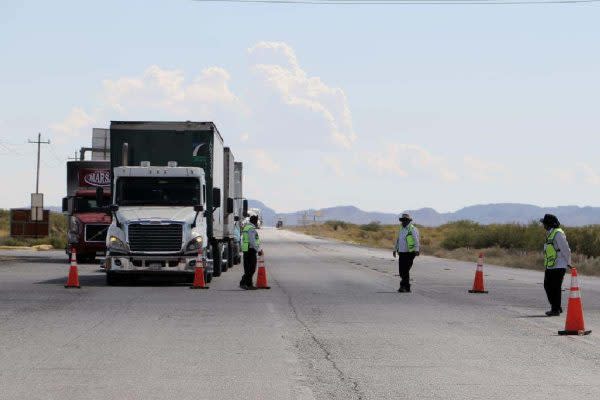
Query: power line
193 0 600 4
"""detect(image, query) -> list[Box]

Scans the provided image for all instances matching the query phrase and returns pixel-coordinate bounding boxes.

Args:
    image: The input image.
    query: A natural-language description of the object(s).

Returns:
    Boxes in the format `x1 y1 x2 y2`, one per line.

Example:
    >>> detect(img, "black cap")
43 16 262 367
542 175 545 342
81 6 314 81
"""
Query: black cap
249 215 259 224
540 214 560 227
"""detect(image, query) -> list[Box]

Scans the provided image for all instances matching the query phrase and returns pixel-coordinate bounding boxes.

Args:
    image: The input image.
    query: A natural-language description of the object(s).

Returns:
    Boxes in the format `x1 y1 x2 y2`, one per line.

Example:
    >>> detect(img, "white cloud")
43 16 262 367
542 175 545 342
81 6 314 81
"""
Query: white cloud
463 156 507 182
250 149 280 174
101 65 240 116
248 41 356 149
365 143 457 182
50 107 95 140
240 132 250 142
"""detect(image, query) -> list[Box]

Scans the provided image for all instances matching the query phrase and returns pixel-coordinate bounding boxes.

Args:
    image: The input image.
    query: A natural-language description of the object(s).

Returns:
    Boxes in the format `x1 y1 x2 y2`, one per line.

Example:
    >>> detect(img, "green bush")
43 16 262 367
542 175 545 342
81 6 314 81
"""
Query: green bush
324 220 348 231
360 221 381 232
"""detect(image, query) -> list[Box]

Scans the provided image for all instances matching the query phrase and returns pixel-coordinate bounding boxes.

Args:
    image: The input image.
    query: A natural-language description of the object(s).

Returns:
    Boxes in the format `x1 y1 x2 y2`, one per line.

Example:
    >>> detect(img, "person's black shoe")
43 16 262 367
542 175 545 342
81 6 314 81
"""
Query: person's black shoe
398 287 411 293
560 307 564 314
545 310 560 317
246 285 258 290
240 284 248 290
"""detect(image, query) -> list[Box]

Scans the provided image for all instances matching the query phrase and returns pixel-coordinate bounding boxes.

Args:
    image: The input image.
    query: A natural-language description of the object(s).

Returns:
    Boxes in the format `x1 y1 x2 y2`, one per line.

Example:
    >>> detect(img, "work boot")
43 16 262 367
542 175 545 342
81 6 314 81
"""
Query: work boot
545 310 560 317
239 284 248 290
246 285 257 291
398 287 407 293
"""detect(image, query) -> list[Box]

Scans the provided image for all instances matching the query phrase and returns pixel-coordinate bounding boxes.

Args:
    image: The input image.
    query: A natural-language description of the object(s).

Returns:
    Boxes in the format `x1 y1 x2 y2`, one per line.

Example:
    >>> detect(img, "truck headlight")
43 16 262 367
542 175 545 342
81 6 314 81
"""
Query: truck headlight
185 236 203 253
108 236 128 253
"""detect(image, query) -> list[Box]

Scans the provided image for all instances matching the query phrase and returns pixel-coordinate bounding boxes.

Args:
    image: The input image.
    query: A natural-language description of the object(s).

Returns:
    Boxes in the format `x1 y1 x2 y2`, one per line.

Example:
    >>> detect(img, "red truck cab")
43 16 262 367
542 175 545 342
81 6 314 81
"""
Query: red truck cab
63 161 112 263
66 190 112 263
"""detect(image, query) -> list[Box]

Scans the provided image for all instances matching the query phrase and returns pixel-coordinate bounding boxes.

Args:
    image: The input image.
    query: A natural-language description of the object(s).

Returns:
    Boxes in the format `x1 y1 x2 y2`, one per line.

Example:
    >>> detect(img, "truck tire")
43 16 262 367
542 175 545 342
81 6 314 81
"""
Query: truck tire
226 239 234 270
212 242 222 277
205 270 213 284
106 271 119 286
221 243 228 273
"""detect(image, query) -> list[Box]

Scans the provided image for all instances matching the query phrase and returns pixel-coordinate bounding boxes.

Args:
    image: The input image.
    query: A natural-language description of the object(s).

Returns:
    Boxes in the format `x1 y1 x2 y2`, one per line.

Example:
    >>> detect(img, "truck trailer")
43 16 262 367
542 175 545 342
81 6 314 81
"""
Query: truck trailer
105 121 238 284
62 161 112 263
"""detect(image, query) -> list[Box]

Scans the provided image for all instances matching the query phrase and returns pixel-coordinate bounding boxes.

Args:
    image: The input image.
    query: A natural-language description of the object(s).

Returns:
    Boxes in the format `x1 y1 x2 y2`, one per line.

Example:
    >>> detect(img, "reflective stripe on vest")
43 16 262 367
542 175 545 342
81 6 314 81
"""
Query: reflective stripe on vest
544 228 564 268
241 224 260 252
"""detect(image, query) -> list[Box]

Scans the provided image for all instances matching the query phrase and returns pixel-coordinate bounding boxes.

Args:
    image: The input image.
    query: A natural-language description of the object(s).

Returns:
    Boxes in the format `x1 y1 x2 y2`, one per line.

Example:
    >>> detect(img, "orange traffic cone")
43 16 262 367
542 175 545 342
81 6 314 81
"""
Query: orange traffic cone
65 248 80 288
256 254 270 289
190 249 209 289
468 253 488 294
559 268 591 336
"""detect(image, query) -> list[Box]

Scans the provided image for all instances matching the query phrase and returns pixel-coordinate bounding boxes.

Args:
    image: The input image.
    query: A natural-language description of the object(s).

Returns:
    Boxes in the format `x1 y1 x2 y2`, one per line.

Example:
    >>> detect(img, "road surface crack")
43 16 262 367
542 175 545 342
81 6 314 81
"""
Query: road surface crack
273 276 364 400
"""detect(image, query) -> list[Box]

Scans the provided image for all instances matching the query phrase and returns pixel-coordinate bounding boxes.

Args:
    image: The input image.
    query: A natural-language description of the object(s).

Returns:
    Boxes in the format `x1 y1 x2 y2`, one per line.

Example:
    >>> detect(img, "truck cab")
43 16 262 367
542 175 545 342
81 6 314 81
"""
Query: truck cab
105 163 211 285
63 161 112 263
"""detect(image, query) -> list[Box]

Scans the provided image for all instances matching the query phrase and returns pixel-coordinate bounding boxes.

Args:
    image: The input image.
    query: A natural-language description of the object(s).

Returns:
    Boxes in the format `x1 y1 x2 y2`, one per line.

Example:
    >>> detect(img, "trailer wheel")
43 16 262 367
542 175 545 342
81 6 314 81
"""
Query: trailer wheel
212 242 222 277
205 271 213 284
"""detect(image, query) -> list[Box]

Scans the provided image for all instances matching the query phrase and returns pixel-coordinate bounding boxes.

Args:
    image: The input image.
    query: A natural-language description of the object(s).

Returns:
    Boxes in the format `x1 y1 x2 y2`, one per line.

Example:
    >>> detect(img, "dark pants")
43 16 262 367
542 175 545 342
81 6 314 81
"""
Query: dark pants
398 252 416 290
241 249 257 287
544 268 566 312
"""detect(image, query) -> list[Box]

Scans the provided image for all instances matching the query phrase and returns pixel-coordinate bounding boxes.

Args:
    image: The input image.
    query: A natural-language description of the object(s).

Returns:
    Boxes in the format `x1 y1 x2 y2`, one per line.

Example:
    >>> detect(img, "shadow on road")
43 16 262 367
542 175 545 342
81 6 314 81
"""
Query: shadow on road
514 315 550 318
35 275 192 287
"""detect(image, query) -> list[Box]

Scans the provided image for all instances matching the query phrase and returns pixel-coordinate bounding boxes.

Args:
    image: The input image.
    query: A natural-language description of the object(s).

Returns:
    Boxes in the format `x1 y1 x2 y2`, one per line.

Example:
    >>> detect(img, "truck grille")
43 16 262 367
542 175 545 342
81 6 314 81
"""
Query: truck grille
85 224 109 243
128 223 183 252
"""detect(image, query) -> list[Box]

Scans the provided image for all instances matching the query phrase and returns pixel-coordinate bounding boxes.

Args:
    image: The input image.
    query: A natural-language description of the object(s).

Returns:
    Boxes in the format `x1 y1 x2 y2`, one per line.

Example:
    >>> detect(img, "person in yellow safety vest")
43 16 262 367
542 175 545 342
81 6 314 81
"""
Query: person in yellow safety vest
240 215 263 290
540 214 572 316
393 213 420 293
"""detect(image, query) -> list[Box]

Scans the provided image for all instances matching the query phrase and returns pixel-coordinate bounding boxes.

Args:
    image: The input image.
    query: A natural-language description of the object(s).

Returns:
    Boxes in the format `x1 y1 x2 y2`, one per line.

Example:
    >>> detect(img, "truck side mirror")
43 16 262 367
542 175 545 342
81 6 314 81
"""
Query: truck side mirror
212 188 221 208
96 187 104 207
243 199 248 217
227 198 234 214
62 197 68 213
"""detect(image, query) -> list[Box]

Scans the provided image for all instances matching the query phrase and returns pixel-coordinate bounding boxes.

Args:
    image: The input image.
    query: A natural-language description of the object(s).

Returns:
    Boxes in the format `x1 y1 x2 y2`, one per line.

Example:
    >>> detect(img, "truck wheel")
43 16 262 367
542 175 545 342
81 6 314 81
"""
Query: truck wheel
221 243 228 273
205 271 213 283
106 271 119 286
76 253 88 264
212 242 222 277
226 240 234 270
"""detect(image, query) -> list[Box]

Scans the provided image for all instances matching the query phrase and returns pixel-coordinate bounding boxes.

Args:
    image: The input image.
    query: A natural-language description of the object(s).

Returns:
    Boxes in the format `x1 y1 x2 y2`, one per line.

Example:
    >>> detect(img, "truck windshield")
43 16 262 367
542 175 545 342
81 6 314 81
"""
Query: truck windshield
75 198 103 212
116 177 200 206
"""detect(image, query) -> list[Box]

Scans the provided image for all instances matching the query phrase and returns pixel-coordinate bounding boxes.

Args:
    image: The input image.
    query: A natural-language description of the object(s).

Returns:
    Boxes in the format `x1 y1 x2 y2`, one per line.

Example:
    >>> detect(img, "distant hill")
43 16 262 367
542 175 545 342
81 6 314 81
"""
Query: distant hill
249 201 600 227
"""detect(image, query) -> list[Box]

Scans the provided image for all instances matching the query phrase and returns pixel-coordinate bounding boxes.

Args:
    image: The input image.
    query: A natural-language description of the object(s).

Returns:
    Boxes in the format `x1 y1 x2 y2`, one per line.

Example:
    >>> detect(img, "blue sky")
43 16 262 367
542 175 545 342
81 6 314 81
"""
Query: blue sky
1 0 599 213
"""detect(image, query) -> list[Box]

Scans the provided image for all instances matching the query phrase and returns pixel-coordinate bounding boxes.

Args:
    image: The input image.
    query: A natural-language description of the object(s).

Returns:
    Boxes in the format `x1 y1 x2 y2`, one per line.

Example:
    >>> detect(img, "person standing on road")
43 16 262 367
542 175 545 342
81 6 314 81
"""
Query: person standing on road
393 213 420 293
240 215 263 290
540 214 572 316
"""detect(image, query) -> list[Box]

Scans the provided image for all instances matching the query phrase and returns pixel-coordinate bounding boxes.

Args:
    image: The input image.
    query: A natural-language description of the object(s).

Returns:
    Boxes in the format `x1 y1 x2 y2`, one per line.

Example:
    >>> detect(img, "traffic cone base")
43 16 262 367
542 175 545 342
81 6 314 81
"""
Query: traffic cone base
468 289 488 294
558 329 591 336
190 266 209 289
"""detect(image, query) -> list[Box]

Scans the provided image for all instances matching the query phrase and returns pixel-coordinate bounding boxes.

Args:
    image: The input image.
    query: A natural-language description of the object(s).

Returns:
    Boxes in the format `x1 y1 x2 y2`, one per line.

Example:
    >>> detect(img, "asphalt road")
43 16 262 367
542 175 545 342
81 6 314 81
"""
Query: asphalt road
1 228 599 399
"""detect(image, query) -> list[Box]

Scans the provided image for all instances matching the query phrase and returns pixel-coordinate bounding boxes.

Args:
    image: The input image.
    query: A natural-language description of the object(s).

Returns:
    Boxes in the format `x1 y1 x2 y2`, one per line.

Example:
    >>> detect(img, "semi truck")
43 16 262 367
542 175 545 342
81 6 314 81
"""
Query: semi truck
62 161 112 263
223 148 245 269
105 121 238 284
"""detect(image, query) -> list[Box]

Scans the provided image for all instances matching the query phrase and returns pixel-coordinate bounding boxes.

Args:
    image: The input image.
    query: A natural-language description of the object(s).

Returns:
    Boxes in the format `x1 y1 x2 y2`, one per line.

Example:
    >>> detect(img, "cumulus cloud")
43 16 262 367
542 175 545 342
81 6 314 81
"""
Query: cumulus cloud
248 41 356 149
463 156 507 182
102 65 240 116
365 144 457 182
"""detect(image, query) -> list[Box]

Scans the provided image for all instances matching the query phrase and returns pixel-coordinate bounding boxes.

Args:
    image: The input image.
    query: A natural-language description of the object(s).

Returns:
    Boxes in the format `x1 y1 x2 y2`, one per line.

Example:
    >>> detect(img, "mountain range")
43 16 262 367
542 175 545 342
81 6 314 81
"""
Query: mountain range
248 201 600 227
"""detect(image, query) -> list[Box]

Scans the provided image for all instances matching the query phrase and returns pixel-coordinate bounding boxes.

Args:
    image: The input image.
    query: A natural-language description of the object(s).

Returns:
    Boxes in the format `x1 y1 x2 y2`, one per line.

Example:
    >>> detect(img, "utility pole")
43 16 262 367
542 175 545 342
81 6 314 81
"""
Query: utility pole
28 133 50 193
